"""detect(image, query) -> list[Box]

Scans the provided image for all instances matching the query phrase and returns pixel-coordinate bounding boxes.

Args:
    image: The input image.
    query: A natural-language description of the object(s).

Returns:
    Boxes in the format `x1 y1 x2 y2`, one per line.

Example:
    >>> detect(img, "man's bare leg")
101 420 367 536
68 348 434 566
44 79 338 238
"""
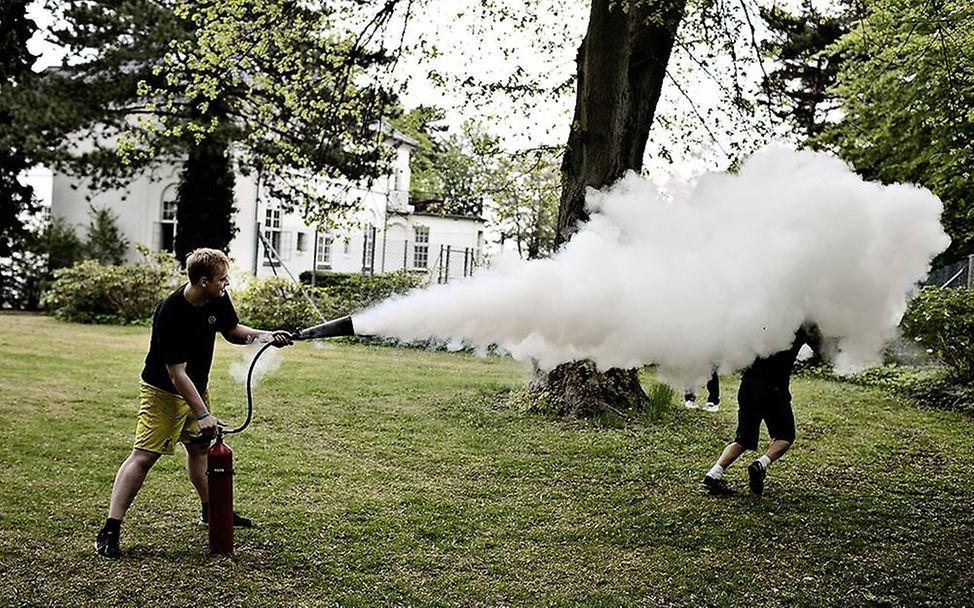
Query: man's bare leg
108 448 161 520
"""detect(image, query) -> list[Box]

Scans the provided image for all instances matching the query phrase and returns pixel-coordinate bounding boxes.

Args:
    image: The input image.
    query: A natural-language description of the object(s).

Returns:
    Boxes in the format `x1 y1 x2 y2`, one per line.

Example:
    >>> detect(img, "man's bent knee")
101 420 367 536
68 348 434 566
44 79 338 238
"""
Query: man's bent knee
123 448 161 473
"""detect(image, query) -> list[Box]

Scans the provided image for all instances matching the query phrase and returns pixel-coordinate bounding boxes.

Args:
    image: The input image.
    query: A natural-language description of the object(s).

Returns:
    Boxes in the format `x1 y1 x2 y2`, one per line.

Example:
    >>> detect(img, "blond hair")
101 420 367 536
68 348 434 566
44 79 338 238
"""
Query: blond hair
185 248 230 284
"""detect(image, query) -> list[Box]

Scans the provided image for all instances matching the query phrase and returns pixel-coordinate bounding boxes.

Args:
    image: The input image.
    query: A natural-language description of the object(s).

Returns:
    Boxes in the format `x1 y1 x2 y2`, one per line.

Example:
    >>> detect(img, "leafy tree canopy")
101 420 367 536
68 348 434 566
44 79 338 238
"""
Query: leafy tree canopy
0 0 40 256
759 0 850 142
26 1 404 224
121 0 403 223
819 0 973 264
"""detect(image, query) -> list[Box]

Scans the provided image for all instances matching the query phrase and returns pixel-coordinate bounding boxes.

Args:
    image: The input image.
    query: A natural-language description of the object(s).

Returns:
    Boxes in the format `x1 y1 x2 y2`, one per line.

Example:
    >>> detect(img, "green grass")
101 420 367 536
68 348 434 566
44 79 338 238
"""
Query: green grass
1 313 972 607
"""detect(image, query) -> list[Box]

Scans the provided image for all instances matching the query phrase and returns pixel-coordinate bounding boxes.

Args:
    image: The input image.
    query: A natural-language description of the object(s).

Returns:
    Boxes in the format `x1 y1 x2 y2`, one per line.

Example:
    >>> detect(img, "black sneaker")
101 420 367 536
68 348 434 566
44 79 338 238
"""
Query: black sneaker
94 528 121 559
748 461 767 496
199 511 254 528
702 475 735 496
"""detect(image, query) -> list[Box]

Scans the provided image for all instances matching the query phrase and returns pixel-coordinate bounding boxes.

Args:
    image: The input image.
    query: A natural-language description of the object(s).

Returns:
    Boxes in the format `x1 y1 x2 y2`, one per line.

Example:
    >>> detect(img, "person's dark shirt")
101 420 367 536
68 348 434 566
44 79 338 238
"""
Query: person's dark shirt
141 284 239 395
741 325 821 391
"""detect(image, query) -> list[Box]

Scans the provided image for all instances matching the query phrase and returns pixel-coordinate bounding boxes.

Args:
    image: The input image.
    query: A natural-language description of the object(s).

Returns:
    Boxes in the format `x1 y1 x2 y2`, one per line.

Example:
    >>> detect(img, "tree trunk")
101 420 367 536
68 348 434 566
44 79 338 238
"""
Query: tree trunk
533 0 687 418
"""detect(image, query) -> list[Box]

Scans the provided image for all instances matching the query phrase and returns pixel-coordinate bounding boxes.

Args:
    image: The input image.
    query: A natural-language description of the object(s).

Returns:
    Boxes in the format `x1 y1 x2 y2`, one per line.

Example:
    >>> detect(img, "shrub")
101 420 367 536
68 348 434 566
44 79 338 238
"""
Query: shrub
298 270 357 288
235 271 424 332
0 217 85 311
233 276 331 331
901 286 974 383
42 247 181 324
82 205 129 265
319 270 425 318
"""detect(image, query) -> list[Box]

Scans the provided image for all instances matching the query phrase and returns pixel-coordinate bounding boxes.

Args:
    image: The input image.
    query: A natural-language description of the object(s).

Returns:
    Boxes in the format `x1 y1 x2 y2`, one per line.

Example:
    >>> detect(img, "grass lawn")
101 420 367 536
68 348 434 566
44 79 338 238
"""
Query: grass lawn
0 312 971 607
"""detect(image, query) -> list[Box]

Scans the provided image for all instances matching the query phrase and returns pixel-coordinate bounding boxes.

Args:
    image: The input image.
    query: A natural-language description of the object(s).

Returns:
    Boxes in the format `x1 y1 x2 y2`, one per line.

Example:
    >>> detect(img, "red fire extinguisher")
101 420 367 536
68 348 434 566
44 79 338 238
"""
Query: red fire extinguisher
205 341 275 556
207 432 234 555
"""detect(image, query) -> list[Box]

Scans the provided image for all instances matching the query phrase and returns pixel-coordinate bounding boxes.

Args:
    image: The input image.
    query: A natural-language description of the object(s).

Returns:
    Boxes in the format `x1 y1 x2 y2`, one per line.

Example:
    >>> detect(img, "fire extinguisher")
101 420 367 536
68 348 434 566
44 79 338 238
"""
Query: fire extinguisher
206 316 355 555
206 341 272 555
207 433 234 554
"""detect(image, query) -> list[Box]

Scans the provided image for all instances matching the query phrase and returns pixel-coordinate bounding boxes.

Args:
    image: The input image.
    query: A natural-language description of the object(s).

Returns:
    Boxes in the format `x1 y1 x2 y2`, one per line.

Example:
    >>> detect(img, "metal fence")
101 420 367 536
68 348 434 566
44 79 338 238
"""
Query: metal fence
925 255 973 288
371 239 481 284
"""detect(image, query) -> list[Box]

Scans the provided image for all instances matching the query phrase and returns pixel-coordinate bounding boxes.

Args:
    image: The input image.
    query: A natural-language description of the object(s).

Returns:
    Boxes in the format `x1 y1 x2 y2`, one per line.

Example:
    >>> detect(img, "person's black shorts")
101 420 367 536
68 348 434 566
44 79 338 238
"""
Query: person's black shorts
734 378 796 451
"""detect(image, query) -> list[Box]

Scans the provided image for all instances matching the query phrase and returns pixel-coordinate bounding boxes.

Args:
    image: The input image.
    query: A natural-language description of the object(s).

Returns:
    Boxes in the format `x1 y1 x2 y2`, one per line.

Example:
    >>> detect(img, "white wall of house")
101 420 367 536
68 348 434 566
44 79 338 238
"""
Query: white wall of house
51 163 182 262
48 135 486 283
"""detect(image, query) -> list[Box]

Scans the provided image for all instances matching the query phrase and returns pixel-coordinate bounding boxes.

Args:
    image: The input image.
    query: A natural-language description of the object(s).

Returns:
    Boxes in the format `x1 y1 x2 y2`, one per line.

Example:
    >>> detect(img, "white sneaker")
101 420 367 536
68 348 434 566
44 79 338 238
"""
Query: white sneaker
703 402 719 413
684 399 698 409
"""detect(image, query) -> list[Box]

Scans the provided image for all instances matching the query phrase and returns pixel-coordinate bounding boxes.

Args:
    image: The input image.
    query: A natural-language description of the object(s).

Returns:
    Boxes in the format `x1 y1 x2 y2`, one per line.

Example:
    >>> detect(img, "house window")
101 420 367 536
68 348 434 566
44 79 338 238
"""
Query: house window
316 234 332 268
264 207 281 229
297 232 307 253
362 223 376 272
159 197 177 253
263 207 289 263
413 225 429 269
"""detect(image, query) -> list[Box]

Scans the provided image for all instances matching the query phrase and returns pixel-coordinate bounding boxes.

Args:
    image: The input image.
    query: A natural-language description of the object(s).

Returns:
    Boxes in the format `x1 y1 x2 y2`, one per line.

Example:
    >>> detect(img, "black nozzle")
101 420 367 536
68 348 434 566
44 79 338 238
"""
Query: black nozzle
293 315 355 341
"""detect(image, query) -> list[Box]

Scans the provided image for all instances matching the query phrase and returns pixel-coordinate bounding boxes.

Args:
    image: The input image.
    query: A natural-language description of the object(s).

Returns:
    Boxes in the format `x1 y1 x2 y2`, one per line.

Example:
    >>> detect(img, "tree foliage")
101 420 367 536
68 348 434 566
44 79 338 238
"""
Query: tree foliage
123 0 404 223
395 111 494 218
759 0 850 142
0 0 39 257
819 0 974 264
395 108 557 254
490 150 559 260
83 204 129 265
173 128 237 261
38 0 186 187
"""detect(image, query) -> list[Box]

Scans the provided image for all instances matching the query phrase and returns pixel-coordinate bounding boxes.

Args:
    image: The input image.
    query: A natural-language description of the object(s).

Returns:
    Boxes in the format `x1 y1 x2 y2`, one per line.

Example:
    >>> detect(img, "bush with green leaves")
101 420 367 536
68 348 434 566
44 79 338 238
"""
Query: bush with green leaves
237 271 425 334
233 276 331 331
318 270 425 318
0 216 85 311
901 286 974 383
82 205 129 265
41 247 181 324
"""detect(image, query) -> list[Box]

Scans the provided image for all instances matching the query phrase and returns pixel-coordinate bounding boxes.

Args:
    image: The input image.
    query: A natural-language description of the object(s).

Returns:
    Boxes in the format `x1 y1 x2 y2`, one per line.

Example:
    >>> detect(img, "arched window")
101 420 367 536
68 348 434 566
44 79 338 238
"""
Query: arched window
157 185 178 253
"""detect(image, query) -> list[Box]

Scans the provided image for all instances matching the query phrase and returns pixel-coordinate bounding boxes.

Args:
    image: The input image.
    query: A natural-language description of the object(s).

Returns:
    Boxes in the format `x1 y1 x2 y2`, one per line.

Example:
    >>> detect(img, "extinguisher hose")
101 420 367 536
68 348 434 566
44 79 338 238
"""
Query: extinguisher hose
222 341 275 435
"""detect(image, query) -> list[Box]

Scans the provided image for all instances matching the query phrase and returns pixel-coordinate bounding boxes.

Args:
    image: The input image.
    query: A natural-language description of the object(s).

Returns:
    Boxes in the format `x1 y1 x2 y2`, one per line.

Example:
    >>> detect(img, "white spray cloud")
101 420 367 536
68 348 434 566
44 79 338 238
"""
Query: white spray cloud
354 147 950 385
229 338 283 386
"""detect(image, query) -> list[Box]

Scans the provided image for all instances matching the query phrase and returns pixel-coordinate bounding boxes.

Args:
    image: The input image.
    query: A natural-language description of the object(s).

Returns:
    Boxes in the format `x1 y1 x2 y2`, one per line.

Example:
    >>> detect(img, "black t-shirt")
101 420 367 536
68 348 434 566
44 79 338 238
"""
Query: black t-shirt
141 284 239 395
740 325 821 392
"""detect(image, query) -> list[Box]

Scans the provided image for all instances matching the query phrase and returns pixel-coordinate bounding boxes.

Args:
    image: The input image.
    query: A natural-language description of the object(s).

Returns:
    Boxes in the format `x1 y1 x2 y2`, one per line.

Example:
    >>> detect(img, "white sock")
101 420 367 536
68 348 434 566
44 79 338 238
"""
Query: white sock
707 464 725 479
757 455 771 470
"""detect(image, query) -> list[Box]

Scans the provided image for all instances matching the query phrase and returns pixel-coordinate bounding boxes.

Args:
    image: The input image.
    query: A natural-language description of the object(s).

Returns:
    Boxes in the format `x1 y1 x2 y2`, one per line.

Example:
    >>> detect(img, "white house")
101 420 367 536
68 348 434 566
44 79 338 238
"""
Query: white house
48 131 486 284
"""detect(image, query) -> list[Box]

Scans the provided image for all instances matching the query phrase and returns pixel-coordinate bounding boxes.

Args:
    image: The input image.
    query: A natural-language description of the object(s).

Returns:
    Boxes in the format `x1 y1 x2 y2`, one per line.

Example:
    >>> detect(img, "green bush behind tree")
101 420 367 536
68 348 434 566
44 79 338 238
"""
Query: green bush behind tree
41 246 181 324
237 270 425 330
1 206 126 311
901 287 974 384
798 286 974 414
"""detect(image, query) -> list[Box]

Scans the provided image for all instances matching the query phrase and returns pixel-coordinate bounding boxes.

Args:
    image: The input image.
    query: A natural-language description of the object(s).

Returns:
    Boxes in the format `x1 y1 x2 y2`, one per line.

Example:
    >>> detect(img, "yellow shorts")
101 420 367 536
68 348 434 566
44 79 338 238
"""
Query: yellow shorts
134 382 212 455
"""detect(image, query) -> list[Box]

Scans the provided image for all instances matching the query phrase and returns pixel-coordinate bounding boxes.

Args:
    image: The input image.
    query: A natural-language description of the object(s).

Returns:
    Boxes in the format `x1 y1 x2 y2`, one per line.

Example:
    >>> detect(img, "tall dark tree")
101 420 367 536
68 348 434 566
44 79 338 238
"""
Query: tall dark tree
83 205 129 265
760 0 850 142
530 0 688 418
173 128 237 261
0 0 39 258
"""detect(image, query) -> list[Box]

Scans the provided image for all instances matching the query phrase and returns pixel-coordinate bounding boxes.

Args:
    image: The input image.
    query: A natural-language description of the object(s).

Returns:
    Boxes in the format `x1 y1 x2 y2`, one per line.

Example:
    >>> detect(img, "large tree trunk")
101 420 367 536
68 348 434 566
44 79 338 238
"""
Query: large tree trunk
533 0 687 418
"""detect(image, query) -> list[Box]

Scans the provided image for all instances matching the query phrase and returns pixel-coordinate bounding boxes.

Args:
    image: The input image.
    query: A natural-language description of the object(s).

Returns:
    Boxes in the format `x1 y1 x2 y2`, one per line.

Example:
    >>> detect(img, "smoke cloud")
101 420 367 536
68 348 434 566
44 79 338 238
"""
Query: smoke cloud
230 340 283 385
354 147 950 385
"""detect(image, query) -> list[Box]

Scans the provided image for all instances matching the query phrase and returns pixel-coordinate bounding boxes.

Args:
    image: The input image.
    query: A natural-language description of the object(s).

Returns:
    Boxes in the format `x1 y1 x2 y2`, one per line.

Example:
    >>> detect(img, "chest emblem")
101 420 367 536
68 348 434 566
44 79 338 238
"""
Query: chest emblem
208 315 217 325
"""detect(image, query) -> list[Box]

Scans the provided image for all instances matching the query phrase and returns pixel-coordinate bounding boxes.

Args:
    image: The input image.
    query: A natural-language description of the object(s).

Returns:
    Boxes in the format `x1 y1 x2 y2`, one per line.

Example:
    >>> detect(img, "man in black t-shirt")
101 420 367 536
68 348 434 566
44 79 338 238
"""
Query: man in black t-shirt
95 248 292 559
701 324 822 497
